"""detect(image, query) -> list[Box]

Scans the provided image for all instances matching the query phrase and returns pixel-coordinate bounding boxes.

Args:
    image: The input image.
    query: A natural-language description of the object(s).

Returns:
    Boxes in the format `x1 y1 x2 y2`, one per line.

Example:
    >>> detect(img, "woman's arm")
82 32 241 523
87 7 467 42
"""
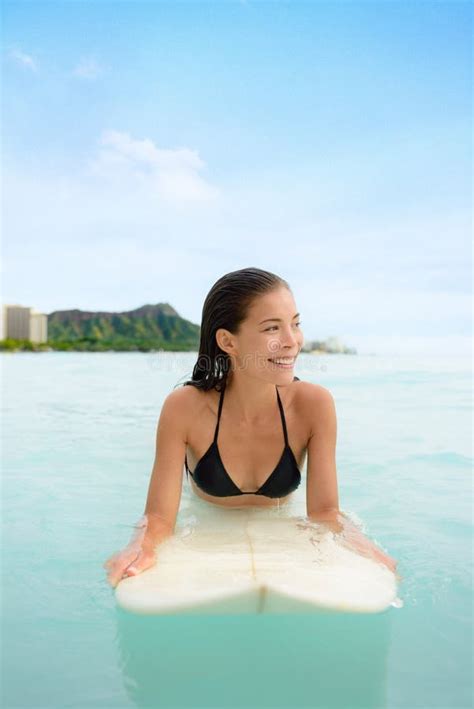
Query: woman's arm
141 387 190 543
103 387 190 587
304 384 399 575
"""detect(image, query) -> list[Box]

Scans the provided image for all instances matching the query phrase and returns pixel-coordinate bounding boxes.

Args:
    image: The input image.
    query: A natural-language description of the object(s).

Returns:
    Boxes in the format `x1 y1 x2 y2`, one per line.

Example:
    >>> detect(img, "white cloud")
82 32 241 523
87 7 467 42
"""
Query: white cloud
86 129 220 203
8 48 38 72
2 131 470 354
72 56 104 79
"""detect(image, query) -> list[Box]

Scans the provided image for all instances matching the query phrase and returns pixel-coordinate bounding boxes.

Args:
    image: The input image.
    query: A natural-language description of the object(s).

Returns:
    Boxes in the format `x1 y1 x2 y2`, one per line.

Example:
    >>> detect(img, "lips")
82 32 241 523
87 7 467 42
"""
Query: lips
268 356 297 363
268 356 296 369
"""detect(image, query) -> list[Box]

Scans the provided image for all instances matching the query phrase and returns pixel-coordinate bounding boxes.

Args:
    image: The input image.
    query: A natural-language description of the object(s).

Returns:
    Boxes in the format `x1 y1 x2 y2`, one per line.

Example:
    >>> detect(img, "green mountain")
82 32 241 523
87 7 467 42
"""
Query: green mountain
45 303 200 351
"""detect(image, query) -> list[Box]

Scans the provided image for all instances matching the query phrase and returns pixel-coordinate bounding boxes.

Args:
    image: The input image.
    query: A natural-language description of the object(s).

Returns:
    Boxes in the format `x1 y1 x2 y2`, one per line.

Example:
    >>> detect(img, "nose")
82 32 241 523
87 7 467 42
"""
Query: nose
281 325 300 349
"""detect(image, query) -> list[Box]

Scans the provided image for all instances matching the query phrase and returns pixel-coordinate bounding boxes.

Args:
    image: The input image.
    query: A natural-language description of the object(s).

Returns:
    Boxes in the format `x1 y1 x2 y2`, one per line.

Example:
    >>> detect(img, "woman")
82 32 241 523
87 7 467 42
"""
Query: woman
104 267 398 588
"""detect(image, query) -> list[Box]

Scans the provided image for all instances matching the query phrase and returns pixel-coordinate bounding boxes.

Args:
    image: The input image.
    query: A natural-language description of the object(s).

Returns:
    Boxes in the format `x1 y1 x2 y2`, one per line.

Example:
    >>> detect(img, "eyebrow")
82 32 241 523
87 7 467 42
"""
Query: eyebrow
259 313 300 325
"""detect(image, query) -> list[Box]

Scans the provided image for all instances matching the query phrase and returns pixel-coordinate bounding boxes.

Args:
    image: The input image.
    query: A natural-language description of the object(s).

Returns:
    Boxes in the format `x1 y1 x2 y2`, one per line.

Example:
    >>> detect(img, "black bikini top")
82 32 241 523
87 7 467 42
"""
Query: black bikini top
185 376 301 499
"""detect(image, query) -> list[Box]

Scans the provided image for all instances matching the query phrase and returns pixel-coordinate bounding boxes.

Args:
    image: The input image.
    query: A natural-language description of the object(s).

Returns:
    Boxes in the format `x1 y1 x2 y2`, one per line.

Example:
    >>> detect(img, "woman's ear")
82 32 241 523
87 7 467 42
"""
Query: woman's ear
215 328 235 355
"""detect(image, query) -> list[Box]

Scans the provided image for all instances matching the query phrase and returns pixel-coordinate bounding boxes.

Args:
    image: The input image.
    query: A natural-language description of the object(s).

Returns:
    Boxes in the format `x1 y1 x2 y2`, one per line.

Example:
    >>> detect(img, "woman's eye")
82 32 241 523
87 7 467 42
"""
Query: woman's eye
264 322 302 332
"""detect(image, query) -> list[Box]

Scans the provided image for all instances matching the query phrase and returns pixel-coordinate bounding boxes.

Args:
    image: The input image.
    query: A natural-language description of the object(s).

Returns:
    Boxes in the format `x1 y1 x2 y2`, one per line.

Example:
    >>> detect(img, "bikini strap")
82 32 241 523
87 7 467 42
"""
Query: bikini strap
276 387 289 447
213 385 226 442
215 385 288 446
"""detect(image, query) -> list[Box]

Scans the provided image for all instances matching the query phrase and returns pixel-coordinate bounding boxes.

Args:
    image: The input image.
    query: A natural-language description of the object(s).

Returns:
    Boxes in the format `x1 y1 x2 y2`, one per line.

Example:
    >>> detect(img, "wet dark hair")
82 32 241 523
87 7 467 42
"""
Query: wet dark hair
180 267 290 392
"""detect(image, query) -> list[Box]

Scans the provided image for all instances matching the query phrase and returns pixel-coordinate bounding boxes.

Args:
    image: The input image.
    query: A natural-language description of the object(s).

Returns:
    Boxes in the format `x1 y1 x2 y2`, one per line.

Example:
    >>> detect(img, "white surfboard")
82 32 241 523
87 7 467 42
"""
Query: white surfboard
115 500 399 615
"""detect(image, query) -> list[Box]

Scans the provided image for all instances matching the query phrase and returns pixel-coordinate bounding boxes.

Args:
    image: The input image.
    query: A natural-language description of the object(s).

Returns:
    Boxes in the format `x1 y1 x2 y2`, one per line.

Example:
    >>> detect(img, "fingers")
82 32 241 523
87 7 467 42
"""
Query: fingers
103 550 126 570
107 562 135 588
103 541 144 570
105 550 140 588
103 548 137 571
124 565 138 576
104 547 157 588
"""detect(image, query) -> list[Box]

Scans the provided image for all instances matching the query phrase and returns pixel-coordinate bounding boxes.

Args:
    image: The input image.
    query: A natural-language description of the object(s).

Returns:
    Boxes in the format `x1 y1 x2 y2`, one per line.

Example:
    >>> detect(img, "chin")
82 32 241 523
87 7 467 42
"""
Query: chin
268 367 295 379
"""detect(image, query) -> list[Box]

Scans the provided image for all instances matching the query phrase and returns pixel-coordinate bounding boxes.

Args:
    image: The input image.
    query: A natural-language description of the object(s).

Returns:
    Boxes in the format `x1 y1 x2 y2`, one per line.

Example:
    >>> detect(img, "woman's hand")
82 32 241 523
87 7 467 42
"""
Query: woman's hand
333 524 401 578
352 542 403 581
103 541 157 588
103 514 174 588
367 545 398 573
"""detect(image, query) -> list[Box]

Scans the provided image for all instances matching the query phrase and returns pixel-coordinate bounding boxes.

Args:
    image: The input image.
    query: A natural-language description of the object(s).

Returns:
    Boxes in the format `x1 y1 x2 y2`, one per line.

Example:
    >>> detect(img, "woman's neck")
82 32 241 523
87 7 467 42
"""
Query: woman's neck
223 373 278 424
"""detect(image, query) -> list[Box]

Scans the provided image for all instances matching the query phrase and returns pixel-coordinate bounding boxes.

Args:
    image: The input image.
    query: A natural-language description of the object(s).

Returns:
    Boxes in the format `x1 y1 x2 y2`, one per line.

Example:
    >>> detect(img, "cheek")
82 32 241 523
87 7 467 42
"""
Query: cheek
239 339 266 367
260 335 281 356
242 337 274 364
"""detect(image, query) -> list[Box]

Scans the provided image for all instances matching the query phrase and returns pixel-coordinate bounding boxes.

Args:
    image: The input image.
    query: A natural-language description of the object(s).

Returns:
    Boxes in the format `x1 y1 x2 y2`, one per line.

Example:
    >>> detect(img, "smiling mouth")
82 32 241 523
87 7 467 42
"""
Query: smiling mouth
268 357 296 366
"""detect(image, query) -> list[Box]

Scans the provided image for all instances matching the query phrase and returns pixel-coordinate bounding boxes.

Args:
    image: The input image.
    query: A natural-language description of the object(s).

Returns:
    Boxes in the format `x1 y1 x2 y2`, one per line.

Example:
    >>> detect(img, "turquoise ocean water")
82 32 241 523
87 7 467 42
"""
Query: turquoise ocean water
1 352 472 708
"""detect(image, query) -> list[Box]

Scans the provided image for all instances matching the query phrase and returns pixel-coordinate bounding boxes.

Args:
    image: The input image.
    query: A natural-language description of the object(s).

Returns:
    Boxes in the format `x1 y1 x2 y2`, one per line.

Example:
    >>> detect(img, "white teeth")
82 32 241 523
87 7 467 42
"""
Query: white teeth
270 358 295 364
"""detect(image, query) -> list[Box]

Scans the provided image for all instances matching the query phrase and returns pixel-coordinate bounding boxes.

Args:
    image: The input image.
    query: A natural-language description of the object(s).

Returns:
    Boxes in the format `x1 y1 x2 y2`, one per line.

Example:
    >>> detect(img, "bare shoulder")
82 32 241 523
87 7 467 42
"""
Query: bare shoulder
160 384 211 426
162 384 203 413
293 381 337 438
293 380 335 408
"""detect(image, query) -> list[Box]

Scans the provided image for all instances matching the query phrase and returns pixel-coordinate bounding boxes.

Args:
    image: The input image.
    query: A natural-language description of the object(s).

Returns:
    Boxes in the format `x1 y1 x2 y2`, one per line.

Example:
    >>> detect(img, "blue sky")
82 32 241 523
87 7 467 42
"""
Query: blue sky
2 0 471 354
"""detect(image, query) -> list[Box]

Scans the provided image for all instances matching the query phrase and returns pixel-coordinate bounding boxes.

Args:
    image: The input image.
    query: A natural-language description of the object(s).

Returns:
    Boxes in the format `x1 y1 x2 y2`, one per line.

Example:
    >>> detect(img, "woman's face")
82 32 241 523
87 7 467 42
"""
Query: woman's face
219 286 304 384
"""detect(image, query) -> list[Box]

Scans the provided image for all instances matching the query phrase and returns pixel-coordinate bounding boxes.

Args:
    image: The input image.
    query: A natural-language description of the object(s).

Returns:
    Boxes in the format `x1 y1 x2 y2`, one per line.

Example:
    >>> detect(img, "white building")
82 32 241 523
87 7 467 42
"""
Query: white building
1 304 48 343
325 336 344 353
